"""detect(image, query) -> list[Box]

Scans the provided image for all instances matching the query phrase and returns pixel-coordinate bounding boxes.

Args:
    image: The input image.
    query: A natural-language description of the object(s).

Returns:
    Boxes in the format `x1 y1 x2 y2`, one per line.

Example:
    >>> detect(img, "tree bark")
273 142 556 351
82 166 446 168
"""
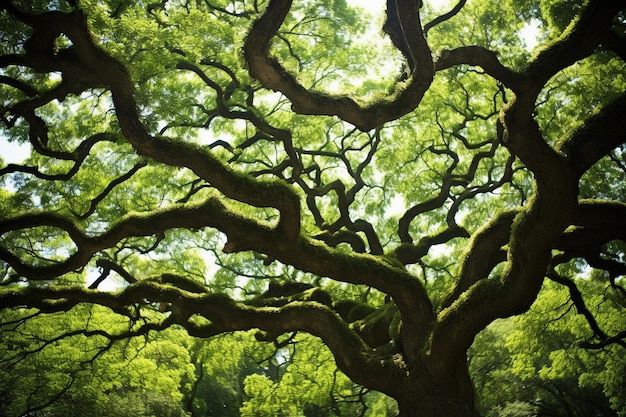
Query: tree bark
396 363 479 417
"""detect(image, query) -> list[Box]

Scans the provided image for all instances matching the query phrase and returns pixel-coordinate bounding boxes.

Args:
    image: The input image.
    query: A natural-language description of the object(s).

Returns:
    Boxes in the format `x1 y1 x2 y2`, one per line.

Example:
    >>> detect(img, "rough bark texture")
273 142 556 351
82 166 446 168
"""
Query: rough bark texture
1 0 626 415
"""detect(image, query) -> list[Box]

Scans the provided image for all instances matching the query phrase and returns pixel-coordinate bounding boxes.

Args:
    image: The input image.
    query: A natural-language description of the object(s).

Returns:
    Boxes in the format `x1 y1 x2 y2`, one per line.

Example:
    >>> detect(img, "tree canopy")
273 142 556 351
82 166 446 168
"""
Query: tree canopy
1 0 625 416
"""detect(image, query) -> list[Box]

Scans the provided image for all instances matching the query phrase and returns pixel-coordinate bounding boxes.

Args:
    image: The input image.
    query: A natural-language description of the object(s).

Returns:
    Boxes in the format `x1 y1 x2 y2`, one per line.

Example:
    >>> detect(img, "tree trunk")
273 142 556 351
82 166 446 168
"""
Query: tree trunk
397 396 480 417
395 358 480 417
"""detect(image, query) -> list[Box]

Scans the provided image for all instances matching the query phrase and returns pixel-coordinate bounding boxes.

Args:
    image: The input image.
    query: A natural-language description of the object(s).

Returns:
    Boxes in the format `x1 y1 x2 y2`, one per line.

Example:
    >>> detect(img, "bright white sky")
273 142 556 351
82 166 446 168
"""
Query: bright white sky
0 138 28 165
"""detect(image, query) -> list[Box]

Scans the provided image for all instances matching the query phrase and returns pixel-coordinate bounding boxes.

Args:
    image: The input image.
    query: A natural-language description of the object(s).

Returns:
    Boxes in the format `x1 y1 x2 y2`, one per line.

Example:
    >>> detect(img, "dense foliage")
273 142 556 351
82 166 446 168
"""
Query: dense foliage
1 0 625 416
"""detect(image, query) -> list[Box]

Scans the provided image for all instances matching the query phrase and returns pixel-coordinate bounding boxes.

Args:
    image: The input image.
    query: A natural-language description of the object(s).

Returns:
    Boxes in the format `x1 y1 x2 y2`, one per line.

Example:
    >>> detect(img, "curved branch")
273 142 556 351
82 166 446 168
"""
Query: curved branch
525 0 626 92
0 283 408 397
557 94 626 178
579 331 626 350
6 8 301 244
396 140 508 265
0 198 231 280
436 1 626 98
0 133 118 180
440 210 516 310
0 192 435 358
430 199 626 374
434 46 524 90
423 0 466 35
548 269 625 350
0 75 39 97
546 271 622 348
397 146 460 244
313 230 367 253
243 0 434 131
76 160 148 219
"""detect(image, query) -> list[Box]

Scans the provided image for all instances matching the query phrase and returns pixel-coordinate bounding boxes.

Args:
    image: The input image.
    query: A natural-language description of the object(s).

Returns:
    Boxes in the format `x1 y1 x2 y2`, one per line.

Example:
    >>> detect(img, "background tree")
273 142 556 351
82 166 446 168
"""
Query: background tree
470 277 625 417
0 306 194 417
1 0 625 416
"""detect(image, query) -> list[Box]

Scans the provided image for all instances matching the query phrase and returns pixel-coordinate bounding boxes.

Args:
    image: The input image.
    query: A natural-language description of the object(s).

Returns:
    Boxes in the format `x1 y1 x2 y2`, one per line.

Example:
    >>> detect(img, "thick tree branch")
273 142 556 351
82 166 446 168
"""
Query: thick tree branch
444 7 626 357
525 0 626 93
430 199 626 373
0 283 409 397
557 94 626 178
0 198 235 279
436 1 624 110
0 191 435 361
3 7 302 245
223 234 436 363
601 30 626 61
434 46 525 90
554 200 626 258
243 0 434 131
430 196 566 371
440 210 516 310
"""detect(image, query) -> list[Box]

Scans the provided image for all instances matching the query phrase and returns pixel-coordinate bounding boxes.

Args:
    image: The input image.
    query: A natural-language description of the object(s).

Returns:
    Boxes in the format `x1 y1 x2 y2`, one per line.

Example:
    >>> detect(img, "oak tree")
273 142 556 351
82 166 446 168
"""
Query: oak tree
1 0 625 416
